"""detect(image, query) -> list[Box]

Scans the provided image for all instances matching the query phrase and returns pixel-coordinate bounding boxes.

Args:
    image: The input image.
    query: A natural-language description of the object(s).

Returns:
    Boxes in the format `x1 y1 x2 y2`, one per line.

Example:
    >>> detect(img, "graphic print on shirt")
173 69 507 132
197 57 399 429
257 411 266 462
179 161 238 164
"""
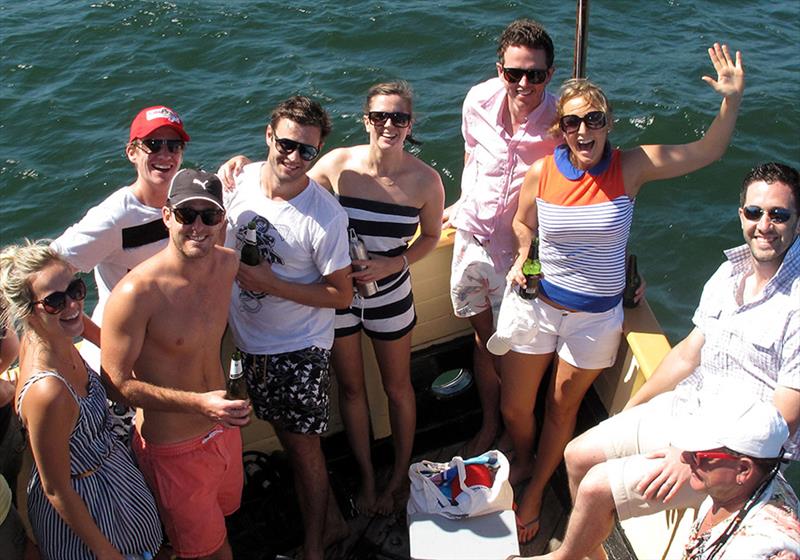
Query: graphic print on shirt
235 215 284 313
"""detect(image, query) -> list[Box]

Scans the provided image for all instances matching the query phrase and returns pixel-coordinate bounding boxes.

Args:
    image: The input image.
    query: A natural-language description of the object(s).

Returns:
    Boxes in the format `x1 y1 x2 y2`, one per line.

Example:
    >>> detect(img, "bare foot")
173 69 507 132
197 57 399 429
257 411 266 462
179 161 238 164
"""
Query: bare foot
515 491 543 544
516 513 541 544
355 477 377 514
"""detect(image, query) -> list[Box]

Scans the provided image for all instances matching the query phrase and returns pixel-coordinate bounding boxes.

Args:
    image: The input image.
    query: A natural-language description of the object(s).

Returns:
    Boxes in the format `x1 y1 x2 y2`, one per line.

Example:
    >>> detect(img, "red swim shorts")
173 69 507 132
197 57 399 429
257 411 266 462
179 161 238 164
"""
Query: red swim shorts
132 425 243 558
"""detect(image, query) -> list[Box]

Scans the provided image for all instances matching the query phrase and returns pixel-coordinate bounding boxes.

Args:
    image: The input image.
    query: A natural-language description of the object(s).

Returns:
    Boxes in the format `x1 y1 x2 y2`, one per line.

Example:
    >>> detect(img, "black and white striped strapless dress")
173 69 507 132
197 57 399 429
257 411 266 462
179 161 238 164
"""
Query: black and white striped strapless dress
335 195 420 341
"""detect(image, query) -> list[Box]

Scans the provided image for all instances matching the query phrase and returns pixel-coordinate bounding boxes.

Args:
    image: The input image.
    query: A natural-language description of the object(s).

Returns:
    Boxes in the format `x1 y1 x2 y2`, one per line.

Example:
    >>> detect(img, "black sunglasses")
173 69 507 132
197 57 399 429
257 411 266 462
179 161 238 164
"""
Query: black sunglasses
502 67 549 85
559 111 607 133
742 205 793 224
171 206 225 226
272 133 320 161
366 111 412 128
136 138 185 154
32 277 87 315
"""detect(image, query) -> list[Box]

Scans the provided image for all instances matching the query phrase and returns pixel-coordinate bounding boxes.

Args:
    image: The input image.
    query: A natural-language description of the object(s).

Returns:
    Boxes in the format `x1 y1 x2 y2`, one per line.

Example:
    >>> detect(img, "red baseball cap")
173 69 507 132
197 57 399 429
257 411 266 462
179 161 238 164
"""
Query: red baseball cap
129 105 190 142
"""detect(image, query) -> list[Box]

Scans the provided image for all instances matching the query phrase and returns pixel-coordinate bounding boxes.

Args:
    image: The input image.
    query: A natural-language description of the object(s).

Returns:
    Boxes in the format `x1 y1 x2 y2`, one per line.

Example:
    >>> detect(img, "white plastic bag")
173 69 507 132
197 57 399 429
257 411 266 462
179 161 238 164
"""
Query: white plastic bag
407 450 513 519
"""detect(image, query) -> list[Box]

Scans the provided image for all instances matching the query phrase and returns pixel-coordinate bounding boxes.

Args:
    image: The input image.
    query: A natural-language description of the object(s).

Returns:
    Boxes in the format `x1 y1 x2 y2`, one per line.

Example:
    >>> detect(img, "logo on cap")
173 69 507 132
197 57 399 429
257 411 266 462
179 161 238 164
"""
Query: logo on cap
145 107 181 124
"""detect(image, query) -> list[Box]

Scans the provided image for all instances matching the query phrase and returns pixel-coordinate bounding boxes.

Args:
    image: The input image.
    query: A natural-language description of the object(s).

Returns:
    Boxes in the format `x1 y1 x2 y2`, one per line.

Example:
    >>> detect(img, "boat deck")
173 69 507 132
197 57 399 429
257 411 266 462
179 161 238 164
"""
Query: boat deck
226 382 636 560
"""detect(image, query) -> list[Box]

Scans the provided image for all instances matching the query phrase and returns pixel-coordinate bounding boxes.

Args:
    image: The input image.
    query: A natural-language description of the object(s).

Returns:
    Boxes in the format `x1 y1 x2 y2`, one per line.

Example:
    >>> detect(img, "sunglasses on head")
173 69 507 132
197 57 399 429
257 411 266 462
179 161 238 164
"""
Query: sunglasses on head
32 277 87 315
559 111 607 134
272 133 320 161
136 138 185 154
366 111 412 128
742 205 793 224
171 206 225 226
501 67 549 85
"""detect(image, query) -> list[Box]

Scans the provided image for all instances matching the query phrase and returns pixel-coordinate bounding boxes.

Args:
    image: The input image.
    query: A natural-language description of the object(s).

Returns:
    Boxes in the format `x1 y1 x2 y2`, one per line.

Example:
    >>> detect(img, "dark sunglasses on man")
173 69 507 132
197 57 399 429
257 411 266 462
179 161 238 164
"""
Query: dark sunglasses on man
31 277 87 315
741 205 793 224
366 111 412 128
135 138 186 154
501 67 549 85
272 133 320 161
171 206 225 226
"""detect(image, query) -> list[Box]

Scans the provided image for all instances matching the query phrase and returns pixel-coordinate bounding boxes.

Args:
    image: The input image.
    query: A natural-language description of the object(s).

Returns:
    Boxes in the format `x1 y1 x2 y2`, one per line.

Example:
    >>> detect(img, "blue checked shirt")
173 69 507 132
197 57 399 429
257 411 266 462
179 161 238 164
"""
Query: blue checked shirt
674 238 800 459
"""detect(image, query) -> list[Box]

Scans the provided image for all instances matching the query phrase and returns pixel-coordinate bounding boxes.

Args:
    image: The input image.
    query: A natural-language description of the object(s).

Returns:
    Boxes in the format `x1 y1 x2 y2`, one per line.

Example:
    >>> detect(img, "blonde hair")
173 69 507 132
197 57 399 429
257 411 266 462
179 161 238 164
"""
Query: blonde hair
549 78 613 137
0 239 63 331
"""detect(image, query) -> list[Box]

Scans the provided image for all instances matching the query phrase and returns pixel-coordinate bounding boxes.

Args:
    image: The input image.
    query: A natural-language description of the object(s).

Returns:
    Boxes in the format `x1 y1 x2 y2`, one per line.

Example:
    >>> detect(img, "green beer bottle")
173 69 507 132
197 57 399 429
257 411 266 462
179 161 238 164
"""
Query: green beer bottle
520 238 542 300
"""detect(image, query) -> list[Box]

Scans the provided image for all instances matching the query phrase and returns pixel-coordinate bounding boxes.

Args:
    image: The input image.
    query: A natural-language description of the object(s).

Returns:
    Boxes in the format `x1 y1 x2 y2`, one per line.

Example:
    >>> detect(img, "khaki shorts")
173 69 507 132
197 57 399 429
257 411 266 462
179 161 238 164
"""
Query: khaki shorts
510 298 623 370
133 426 243 558
594 392 705 520
450 229 513 319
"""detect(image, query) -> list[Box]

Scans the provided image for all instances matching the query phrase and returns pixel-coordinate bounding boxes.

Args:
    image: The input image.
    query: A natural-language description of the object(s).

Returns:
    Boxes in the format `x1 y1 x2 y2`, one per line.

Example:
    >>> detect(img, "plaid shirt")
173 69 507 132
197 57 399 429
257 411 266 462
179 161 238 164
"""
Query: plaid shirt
675 238 800 460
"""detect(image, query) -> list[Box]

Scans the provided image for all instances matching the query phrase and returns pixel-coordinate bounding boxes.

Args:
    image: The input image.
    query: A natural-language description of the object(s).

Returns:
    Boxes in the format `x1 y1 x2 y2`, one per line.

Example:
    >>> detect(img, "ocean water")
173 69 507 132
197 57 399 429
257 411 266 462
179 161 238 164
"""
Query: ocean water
1 0 798 342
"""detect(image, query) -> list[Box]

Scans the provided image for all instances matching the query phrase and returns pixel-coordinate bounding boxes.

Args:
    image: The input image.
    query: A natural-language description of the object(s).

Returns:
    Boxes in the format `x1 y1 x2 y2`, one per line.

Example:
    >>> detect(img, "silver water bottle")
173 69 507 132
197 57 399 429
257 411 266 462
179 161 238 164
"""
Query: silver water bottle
348 228 379 297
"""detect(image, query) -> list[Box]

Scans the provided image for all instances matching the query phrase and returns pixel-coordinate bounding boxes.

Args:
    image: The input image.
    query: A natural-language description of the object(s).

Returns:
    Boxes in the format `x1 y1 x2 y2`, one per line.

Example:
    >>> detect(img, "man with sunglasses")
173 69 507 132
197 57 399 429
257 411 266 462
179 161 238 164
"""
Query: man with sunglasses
102 168 249 560
445 18 558 455
223 96 352 560
51 105 189 439
521 162 800 560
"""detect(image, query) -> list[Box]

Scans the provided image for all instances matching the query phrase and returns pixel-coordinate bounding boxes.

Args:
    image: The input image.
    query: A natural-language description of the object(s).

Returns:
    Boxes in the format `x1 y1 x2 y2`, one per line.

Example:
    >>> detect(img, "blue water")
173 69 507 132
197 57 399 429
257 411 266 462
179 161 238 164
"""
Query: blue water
1 0 799 341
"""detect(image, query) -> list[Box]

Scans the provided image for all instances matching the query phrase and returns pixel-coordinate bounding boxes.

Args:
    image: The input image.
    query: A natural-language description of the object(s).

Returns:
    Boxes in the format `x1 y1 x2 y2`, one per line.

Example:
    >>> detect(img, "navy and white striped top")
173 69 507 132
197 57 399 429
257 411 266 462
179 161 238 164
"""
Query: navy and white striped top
17 368 162 559
536 145 634 312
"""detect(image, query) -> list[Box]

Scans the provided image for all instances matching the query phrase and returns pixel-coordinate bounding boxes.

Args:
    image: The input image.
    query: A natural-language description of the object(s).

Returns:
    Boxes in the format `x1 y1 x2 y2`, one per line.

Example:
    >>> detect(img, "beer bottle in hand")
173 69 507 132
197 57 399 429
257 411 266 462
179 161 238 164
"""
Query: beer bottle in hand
240 221 261 266
520 238 542 300
622 254 642 308
226 350 248 400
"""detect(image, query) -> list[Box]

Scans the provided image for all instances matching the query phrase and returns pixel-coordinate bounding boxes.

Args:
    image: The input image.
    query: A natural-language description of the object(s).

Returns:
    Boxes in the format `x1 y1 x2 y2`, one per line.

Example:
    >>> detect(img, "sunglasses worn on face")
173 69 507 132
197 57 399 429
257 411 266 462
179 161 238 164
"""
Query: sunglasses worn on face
171 206 225 226
32 278 87 314
559 111 607 134
366 111 412 128
742 205 793 224
137 138 185 154
272 133 320 161
502 67 549 85
688 450 741 464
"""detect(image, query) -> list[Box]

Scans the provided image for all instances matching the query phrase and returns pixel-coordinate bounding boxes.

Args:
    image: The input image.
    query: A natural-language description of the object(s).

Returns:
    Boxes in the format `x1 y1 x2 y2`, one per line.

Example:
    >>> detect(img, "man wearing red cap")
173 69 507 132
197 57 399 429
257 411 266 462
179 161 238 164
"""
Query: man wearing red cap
51 105 189 438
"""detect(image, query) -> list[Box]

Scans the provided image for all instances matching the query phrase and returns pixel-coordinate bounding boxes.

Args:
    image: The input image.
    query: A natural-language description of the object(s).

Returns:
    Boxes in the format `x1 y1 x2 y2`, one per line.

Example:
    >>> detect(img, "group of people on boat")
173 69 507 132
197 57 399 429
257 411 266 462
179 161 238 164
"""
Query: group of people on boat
0 14 797 560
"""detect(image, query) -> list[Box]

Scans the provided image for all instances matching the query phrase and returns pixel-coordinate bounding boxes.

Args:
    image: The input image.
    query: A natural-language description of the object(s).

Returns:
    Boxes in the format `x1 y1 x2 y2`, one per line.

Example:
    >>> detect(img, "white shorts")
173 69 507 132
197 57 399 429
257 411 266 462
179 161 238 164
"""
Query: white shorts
509 297 623 370
594 392 705 520
449 229 513 319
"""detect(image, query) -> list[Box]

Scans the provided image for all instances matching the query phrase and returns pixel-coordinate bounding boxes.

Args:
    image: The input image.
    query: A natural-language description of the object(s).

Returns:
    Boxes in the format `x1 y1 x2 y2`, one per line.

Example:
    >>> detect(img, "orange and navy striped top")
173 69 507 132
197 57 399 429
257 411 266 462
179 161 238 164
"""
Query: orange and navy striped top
535 144 634 312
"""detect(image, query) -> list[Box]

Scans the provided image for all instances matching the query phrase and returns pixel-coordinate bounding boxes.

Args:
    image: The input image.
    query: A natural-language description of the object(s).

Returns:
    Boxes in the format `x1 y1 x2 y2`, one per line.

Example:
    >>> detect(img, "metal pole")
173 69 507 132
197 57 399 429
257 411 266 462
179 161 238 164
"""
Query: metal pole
573 0 590 79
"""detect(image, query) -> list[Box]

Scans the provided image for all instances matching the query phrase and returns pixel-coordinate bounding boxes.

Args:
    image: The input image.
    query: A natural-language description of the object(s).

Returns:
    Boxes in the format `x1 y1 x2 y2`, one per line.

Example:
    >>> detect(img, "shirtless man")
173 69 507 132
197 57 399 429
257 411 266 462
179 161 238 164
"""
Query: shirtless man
102 169 250 560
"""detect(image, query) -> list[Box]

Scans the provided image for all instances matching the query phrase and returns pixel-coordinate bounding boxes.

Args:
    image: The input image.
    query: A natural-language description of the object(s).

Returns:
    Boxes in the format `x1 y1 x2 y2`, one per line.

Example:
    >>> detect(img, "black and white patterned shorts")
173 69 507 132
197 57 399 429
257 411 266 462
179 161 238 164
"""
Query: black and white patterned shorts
241 346 331 435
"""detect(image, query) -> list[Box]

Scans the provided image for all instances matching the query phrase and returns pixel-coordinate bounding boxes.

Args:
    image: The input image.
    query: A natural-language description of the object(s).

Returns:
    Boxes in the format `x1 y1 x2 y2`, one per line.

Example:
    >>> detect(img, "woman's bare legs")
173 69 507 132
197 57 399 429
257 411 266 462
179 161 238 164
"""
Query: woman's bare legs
516 358 604 543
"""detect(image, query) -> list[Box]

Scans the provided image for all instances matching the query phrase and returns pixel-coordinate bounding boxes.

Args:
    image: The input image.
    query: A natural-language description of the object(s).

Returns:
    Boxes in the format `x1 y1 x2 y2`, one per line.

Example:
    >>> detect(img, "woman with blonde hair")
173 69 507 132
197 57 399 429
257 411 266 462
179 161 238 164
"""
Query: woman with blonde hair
1 240 161 559
504 43 745 542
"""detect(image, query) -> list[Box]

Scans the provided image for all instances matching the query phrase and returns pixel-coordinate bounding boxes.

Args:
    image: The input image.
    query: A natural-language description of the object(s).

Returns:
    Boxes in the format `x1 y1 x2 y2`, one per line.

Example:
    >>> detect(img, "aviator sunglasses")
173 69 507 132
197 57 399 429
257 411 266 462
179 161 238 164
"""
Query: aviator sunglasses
272 133 320 161
32 277 87 315
171 206 225 226
742 205 793 224
136 138 185 154
366 111 412 128
501 67 549 85
559 111 607 134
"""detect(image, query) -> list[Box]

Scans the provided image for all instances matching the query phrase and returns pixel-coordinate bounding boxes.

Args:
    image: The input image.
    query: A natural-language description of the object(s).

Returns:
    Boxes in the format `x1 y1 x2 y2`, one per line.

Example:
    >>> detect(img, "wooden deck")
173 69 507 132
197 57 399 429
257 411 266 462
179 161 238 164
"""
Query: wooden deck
228 438 571 560
226 372 643 560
